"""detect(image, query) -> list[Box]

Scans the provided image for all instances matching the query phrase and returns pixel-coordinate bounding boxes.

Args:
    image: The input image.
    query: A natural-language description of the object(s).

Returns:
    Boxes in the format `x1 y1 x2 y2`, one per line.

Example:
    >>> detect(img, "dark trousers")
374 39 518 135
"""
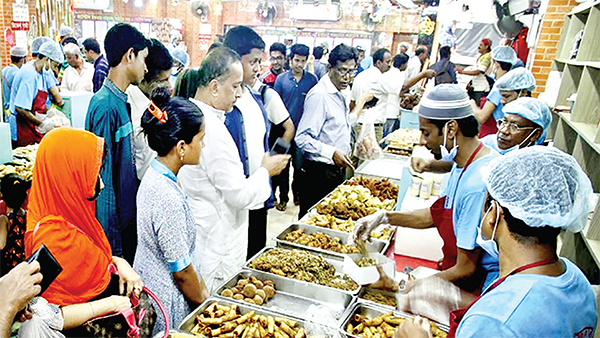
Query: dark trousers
298 160 345 218
272 162 290 204
247 207 268 260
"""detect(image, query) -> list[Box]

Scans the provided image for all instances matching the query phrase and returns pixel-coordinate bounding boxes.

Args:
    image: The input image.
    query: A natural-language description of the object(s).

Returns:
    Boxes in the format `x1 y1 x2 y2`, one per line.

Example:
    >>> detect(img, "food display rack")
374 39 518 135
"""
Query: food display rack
273 223 390 261
214 269 356 324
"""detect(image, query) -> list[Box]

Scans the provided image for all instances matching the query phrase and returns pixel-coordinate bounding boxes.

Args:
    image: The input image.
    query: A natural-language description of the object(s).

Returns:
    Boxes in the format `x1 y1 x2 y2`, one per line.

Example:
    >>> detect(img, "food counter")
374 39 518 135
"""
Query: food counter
175 166 450 338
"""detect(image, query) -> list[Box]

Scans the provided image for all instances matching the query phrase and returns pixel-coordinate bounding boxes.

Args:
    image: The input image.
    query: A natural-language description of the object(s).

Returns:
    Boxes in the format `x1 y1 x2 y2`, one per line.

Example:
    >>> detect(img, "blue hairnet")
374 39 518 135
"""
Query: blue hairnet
31 37 53 54
59 26 74 38
495 67 536 92
38 41 65 64
502 97 552 145
491 46 517 64
171 48 190 68
481 146 593 233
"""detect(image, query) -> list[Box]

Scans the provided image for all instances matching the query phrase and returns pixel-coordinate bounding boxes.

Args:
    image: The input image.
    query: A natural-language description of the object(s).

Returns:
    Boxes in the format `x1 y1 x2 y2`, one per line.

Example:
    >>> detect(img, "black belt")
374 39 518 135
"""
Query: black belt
359 122 384 127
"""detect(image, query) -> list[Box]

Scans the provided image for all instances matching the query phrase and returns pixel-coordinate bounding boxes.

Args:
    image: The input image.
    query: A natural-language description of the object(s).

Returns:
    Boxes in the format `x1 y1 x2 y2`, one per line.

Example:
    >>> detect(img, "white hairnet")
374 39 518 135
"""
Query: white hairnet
495 67 536 92
59 25 74 38
10 46 28 58
491 46 517 64
31 37 53 54
38 41 65 64
481 146 594 233
503 97 552 145
171 48 190 68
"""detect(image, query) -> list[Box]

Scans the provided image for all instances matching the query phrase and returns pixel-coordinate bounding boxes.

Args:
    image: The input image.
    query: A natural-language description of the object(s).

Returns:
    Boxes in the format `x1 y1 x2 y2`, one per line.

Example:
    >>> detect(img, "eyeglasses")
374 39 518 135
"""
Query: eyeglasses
334 66 357 78
270 56 284 62
496 119 536 133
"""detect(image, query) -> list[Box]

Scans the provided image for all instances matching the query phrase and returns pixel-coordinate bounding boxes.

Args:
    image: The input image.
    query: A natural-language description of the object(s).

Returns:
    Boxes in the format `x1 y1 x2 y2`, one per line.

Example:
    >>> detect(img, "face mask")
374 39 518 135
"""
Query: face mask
476 201 500 259
172 67 180 76
440 122 458 161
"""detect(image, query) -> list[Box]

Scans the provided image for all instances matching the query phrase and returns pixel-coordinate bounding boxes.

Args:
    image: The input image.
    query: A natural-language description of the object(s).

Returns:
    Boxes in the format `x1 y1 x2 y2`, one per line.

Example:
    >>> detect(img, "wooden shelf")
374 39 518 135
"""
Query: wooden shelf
558 112 600 155
576 4 600 62
555 64 583 107
556 11 588 60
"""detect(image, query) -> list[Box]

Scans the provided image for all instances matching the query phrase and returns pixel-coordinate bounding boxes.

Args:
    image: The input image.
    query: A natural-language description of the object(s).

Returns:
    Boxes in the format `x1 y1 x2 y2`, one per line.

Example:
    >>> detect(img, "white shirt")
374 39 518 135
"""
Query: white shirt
372 67 406 119
126 85 155 180
60 61 94 92
350 67 386 124
178 98 271 291
405 56 423 88
235 87 267 180
252 80 290 126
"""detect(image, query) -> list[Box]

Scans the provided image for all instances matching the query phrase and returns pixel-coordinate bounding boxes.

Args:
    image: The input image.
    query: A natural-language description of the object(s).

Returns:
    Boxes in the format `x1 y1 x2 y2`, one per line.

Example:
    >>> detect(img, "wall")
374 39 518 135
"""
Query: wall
530 0 578 97
0 0 38 67
76 0 222 67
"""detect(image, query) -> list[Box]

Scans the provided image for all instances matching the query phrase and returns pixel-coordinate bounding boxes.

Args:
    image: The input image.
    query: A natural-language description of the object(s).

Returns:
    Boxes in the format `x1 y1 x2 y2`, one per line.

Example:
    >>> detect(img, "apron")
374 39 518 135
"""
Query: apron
431 143 484 271
16 90 47 146
447 256 558 337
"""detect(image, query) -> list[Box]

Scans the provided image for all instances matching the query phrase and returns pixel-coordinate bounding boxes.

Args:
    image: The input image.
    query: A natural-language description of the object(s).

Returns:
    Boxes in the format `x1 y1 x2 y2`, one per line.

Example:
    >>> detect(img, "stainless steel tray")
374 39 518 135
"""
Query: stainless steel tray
178 297 306 333
356 287 397 310
214 269 355 324
245 246 361 295
273 223 389 261
339 302 450 338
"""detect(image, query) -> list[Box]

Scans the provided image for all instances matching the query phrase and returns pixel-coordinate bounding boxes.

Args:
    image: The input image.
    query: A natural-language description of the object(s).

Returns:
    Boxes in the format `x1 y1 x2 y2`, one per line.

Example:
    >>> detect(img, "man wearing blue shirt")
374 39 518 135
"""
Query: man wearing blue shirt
2 46 27 113
354 85 500 292
83 37 110 93
275 44 318 208
85 23 149 262
295 44 357 217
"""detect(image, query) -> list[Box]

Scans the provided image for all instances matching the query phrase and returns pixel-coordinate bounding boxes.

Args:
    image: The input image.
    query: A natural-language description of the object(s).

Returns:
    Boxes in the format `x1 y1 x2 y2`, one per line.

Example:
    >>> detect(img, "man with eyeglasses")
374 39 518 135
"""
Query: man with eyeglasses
350 48 393 143
295 44 359 217
260 42 287 88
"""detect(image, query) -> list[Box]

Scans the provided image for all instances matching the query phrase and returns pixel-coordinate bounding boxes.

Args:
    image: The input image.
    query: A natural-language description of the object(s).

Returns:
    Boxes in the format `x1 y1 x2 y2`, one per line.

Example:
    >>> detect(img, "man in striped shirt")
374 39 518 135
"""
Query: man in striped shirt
83 38 110 93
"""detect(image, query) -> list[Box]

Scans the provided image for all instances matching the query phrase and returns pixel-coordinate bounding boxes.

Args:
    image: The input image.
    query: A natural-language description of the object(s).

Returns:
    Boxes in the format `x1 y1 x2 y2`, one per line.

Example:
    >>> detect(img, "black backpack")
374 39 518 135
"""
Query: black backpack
435 59 456 85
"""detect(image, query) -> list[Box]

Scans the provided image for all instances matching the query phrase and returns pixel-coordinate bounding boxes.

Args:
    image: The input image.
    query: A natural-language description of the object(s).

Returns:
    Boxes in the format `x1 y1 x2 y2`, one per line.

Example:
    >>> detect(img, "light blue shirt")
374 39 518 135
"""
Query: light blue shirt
457 258 597 338
441 149 500 289
8 63 46 141
486 85 504 122
2 65 19 111
295 75 350 165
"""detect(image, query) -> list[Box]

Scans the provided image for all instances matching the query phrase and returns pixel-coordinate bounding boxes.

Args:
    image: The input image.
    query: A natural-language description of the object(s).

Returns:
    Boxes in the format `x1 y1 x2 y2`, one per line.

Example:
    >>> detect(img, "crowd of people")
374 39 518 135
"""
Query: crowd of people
0 22 597 338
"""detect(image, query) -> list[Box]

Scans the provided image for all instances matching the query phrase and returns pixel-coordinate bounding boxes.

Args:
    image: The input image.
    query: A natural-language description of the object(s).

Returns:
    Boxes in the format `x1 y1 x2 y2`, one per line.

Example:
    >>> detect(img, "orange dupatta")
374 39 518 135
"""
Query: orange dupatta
25 127 113 306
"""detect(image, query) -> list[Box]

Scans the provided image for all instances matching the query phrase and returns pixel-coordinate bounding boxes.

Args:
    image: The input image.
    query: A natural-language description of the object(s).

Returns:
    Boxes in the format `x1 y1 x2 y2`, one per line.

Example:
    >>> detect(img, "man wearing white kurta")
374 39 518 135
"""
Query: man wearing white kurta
177 48 290 291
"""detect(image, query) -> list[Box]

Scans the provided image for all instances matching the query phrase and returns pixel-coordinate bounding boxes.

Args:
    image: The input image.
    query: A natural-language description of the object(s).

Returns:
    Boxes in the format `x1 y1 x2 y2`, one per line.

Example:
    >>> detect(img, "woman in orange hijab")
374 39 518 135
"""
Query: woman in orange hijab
22 127 141 332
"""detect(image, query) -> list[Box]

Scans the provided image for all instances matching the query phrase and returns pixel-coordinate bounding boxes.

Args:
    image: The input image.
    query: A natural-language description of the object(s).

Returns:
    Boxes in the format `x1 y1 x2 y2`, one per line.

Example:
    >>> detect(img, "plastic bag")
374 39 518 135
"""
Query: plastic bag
354 118 382 161
304 305 344 338
36 108 71 134
18 297 65 338
396 276 461 326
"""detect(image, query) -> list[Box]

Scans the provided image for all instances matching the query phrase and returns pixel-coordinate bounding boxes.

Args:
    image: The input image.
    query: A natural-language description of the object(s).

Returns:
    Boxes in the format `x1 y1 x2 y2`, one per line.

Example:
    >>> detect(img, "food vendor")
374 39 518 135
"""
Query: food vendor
354 84 500 291
397 147 597 338
8 41 64 146
2 46 27 113
471 46 518 137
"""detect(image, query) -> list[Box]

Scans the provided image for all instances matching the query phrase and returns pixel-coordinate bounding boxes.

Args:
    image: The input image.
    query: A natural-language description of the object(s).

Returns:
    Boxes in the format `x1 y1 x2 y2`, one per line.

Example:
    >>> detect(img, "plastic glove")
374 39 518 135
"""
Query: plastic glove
394 317 432 338
37 119 56 134
399 276 461 326
352 210 388 243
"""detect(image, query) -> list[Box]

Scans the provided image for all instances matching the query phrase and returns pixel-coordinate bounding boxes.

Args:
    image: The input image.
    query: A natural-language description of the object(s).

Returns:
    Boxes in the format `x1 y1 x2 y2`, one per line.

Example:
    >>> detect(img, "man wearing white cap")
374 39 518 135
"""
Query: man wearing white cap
354 84 500 292
2 46 27 112
397 147 597 337
9 41 63 146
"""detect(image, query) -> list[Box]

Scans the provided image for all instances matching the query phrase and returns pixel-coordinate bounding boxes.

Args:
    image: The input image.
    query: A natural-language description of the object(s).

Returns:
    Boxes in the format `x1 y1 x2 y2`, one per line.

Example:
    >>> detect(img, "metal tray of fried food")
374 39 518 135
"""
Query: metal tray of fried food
273 223 389 261
214 269 355 324
297 212 397 244
245 246 361 296
357 288 398 310
339 302 449 338
179 297 306 334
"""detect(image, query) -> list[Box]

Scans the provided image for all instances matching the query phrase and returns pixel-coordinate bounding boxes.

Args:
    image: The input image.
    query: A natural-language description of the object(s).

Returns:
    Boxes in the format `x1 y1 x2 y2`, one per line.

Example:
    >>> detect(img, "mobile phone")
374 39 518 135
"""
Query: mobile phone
26 244 63 294
270 137 291 155
364 96 379 109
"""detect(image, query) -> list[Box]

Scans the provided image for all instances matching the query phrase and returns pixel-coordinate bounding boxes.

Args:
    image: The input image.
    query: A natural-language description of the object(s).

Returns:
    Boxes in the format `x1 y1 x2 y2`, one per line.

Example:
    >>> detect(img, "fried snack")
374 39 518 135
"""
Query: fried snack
360 290 397 307
354 257 377 267
344 311 446 338
315 185 395 220
220 276 276 305
304 214 354 232
190 304 307 338
370 227 394 241
346 176 399 202
284 229 360 254
248 248 358 291
383 129 421 152
399 88 423 109
0 144 39 181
